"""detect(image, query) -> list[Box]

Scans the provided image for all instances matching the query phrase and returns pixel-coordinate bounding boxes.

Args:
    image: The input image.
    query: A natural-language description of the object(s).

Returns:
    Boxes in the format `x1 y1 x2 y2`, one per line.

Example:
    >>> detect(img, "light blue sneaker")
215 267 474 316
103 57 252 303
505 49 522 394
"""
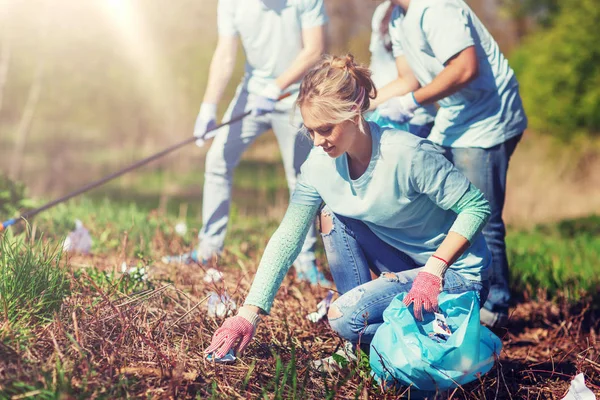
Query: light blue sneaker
295 261 333 287
161 249 201 265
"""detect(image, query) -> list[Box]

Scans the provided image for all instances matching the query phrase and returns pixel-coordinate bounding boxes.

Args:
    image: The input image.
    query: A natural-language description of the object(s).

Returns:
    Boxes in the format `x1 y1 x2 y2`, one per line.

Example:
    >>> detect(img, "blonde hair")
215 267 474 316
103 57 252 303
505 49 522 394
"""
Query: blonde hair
296 54 376 132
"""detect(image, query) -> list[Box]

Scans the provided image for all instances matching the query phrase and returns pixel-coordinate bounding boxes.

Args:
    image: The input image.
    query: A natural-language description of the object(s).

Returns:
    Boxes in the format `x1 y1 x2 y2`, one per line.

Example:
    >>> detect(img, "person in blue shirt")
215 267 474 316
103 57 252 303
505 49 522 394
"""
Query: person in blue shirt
371 0 528 327
164 0 331 285
204 55 492 370
368 0 437 137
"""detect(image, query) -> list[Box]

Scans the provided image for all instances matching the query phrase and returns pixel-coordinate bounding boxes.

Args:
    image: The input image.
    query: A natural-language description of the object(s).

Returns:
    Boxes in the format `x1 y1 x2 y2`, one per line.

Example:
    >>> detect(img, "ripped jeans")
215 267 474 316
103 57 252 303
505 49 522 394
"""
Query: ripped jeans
320 208 489 344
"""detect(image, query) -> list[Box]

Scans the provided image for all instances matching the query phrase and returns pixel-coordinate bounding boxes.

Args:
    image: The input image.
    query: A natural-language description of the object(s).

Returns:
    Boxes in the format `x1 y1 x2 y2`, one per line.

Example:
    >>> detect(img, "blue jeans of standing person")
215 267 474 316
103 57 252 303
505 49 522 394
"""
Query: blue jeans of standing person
198 84 317 270
437 134 522 326
408 121 434 139
320 209 489 344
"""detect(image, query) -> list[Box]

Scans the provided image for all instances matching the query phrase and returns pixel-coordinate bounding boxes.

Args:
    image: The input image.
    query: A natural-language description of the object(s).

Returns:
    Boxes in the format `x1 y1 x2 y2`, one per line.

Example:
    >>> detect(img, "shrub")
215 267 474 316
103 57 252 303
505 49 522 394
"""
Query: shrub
510 0 600 139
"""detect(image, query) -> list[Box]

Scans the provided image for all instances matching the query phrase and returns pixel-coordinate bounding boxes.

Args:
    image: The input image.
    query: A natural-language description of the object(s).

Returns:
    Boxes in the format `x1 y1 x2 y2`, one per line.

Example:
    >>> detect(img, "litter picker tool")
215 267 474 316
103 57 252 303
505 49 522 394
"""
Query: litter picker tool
0 93 292 231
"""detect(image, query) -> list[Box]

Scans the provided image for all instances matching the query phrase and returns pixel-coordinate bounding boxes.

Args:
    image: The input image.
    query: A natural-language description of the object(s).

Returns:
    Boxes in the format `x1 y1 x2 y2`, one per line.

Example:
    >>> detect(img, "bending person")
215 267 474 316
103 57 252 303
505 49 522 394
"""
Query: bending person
371 0 528 327
205 55 492 370
166 0 331 285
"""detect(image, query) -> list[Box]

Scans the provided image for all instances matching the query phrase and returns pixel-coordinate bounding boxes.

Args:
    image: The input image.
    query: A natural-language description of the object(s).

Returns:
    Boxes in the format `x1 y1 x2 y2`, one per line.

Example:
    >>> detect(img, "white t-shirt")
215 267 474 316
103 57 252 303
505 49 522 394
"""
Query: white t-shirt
217 0 328 95
369 1 436 127
390 0 527 148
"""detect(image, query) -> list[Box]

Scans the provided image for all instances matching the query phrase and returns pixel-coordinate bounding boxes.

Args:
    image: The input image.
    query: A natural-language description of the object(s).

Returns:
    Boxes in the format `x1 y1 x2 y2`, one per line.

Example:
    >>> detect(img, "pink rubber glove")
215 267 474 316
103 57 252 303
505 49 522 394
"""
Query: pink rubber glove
403 272 442 320
403 256 448 320
205 308 260 358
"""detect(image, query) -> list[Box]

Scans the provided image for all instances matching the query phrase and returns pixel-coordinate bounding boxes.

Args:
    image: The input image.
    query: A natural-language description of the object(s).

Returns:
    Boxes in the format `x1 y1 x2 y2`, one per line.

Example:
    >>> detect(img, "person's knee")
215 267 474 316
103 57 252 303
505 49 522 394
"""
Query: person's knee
327 290 366 343
319 208 334 235
327 304 343 320
205 148 231 180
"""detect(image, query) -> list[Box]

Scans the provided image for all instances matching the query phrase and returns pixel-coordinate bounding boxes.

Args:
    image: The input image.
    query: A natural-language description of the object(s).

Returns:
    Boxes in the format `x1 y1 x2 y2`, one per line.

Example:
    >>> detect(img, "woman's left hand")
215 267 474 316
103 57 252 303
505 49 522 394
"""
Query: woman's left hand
403 271 442 320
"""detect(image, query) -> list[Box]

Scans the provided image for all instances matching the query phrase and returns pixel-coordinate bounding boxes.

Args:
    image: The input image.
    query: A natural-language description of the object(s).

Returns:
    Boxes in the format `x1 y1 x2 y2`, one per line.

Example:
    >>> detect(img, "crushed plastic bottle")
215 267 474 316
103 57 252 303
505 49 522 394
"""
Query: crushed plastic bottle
206 349 236 364
203 268 224 283
206 292 236 318
306 290 335 323
62 219 92 254
562 373 596 400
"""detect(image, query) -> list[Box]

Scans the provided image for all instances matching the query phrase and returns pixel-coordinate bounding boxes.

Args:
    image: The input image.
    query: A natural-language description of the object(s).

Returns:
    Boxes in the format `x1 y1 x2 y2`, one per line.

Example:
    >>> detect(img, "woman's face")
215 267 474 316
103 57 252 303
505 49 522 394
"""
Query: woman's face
301 107 359 158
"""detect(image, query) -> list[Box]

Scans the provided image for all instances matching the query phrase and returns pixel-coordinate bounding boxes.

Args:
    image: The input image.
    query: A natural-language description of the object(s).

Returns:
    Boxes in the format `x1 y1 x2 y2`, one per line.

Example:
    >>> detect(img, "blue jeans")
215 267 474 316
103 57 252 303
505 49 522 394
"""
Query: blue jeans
198 85 317 268
437 134 522 320
321 210 489 344
408 121 434 139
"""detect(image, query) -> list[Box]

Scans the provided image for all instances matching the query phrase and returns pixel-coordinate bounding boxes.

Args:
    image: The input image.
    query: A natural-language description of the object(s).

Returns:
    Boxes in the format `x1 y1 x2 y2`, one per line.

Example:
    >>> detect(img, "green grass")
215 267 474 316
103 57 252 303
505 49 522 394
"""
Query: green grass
0 230 69 327
508 215 600 301
1 175 599 398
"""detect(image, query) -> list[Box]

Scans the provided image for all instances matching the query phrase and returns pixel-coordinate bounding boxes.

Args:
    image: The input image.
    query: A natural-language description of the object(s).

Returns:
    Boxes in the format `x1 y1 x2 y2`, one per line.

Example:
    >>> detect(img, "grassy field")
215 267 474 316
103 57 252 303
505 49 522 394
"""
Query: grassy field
0 184 599 399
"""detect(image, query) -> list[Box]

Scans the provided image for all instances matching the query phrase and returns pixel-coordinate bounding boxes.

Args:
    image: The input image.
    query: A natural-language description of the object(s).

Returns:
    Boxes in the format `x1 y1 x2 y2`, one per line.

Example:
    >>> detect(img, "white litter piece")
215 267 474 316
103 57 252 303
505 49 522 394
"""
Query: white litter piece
306 290 335 323
206 292 236 318
121 262 149 281
562 373 596 400
206 349 236 364
174 222 187 236
63 219 92 254
203 268 224 283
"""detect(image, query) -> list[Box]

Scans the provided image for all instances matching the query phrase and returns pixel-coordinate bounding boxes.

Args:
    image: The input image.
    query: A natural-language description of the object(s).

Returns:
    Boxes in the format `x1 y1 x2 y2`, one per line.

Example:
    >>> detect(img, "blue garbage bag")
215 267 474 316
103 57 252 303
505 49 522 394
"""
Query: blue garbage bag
365 109 410 131
369 291 502 392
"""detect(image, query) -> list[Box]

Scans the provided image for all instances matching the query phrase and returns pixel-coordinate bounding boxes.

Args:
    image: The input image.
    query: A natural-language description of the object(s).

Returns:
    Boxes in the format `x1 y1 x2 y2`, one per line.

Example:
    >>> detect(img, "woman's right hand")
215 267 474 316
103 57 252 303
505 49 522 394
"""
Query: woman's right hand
205 307 261 358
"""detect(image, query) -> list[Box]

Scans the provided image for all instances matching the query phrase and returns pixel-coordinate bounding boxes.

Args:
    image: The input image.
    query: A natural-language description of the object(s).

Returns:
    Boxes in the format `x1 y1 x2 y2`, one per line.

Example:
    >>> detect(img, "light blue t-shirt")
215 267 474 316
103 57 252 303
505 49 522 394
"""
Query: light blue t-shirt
217 0 328 100
390 0 527 148
291 122 491 280
369 0 437 128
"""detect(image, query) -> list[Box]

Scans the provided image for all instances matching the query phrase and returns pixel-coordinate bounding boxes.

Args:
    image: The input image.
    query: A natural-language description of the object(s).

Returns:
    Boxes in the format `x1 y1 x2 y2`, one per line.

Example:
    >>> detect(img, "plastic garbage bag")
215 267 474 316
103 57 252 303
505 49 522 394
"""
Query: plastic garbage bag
63 219 92 254
562 373 596 400
370 291 502 392
307 290 334 323
206 291 236 318
366 109 411 131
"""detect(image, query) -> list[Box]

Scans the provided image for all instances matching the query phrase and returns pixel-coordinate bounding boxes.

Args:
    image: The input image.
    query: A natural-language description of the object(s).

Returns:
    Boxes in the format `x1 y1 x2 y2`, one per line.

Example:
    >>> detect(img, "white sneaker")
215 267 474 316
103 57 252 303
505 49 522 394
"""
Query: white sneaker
311 341 357 373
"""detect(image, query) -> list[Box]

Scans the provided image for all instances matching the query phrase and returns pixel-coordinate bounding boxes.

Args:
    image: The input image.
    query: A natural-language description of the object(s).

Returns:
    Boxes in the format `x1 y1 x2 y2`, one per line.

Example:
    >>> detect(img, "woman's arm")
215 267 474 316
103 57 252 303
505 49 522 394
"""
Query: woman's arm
430 183 490 267
243 202 320 314
205 202 319 357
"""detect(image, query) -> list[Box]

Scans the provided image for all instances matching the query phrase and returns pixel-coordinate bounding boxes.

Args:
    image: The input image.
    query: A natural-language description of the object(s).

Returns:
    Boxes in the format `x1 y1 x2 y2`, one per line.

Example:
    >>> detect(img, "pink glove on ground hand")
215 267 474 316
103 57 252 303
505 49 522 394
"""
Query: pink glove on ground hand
403 256 448 320
204 308 260 358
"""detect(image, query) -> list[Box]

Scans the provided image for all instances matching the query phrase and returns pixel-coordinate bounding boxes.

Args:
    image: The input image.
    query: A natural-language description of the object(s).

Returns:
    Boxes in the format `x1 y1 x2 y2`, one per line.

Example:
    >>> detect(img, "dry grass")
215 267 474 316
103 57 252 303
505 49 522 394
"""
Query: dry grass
1 241 599 399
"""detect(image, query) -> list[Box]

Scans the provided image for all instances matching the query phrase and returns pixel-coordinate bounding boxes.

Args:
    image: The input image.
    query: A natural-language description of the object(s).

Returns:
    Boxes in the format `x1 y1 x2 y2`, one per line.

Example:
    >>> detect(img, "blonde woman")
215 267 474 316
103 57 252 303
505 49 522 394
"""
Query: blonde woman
205 55 492 369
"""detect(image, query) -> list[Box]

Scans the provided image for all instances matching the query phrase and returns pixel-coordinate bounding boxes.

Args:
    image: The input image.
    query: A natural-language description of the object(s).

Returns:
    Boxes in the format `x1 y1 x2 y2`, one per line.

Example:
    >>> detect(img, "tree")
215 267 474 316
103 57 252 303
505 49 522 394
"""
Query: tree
510 0 600 139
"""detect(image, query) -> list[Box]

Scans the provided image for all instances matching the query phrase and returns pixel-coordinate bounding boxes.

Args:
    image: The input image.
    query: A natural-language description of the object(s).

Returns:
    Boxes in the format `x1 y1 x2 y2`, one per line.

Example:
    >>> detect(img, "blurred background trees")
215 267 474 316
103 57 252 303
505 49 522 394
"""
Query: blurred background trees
510 0 600 139
0 0 598 201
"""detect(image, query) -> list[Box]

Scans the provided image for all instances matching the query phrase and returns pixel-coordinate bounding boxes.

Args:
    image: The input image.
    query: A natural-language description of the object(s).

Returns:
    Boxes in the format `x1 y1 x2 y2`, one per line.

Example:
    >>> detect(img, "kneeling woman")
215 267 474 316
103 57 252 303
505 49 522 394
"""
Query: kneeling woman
205 54 492 362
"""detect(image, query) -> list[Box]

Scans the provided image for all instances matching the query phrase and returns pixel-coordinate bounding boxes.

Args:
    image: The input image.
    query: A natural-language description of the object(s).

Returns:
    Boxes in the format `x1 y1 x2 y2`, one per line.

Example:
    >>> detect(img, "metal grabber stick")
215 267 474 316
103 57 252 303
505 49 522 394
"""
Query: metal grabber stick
0 92 292 231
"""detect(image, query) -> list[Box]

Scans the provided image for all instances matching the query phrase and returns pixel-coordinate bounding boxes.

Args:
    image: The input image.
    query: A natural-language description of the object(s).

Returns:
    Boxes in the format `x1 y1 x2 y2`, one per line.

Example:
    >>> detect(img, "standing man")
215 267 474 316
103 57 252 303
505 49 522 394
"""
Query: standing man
368 0 437 137
371 0 527 327
166 0 330 286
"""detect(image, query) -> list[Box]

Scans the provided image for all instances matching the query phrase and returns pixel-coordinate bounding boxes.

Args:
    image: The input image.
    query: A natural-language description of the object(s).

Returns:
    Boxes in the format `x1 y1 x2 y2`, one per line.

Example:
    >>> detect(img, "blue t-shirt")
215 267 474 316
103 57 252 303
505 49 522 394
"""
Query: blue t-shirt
291 122 491 280
390 0 527 148
218 0 328 101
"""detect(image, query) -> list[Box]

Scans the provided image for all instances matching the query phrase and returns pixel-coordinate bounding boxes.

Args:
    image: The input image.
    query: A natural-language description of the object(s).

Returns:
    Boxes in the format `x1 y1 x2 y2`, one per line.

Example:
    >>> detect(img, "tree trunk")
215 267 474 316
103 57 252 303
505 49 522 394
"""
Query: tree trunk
9 61 44 180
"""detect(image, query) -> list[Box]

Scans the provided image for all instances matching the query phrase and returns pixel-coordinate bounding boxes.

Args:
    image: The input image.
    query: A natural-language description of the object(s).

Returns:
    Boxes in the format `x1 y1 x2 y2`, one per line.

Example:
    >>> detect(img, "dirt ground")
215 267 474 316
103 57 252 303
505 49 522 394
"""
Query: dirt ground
2 251 597 399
